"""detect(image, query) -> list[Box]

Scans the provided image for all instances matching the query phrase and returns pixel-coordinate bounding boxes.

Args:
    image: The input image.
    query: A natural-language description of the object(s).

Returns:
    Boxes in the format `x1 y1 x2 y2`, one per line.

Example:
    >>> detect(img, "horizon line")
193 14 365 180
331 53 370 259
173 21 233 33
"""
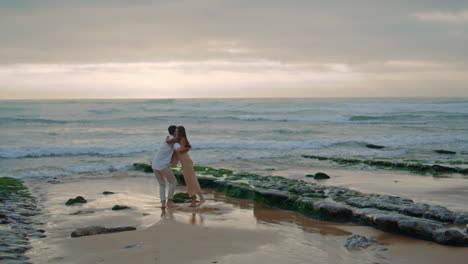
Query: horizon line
1 96 468 101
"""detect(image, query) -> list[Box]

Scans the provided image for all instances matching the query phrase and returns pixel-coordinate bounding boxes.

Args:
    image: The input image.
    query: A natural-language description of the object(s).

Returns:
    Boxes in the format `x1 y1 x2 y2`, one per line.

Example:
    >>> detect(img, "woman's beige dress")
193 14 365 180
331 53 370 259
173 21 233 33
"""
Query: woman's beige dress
171 151 202 197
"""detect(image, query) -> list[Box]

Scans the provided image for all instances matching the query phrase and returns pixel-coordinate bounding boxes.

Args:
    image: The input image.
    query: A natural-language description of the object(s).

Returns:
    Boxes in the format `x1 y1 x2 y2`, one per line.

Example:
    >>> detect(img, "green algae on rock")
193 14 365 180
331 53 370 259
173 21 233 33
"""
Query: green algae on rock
173 192 190 203
0 177 43 261
434 150 457 154
65 196 87 206
112 205 130 210
133 162 468 246
302 155 468 175
133 163 153 173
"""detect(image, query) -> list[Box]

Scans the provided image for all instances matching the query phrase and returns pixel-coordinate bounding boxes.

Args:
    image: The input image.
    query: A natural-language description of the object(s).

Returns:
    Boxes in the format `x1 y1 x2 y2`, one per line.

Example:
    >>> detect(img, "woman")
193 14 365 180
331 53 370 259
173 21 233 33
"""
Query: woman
167 126 205 207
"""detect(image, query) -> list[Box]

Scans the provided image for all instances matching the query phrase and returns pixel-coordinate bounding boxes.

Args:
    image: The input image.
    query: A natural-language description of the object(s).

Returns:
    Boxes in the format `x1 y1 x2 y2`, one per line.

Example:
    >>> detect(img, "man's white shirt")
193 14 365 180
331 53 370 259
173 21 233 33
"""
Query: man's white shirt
152 135 175 170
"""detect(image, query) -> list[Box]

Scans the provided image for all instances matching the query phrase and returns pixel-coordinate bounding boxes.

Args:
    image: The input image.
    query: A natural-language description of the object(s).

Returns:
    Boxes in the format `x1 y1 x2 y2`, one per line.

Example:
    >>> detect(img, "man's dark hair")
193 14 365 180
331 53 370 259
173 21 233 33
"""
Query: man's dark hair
168 125 177 135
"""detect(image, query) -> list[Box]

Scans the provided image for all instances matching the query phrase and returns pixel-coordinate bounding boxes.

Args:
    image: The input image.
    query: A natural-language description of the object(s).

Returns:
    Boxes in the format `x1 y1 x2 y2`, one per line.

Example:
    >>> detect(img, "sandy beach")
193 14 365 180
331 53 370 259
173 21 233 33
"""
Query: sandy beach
21 171 468 264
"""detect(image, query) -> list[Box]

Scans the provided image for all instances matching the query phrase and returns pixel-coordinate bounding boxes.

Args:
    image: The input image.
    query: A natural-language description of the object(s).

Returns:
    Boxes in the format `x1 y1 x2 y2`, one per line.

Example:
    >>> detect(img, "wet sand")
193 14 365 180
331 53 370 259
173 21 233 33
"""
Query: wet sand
24 172 468 264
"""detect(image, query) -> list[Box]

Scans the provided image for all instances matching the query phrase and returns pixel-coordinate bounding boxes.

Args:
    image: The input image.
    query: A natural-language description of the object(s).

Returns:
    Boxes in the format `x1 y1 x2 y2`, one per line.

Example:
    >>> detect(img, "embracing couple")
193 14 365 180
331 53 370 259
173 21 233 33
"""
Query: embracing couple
151 125 205 208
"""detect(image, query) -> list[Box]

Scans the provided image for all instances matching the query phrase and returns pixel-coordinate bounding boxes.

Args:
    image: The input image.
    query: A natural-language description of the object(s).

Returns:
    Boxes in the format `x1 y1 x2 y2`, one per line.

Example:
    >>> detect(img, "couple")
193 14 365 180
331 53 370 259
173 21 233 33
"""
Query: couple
151 125 205 208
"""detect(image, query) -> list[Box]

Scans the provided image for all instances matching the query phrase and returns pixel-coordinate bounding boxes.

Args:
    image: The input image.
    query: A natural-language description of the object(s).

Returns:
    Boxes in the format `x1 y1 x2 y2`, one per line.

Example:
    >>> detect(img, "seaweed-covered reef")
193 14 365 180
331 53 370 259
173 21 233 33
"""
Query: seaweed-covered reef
133 163 468 246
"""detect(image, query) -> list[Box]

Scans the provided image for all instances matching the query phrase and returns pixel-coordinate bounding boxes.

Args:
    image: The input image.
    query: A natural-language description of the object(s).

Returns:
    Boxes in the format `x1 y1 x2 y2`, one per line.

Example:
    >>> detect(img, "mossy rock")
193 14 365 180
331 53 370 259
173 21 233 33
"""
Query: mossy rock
366 144 385 149
434 150 456 155
173 192 191 203
133 163 153 173
102 191 115 195
66 196 87 206
0 177 27 192
314 172 330 180
112 205 130 210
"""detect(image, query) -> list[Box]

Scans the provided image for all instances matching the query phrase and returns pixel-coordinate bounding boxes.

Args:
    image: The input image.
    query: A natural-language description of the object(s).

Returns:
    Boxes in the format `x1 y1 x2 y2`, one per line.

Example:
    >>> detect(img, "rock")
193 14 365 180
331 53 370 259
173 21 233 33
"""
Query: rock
376 247 389 252
454 213 468 225
124 244 143 248
433 228 467 245
112 205 130 211
423 205 456 222
65 196 87 206
70 210 95 215
431 165 459 173
71 226 136 237
343 234 378 249
305 174 315 178
313 172 330 180
102 191 115 195
133 163 153 173
173 192 190 203
366 144 385 149
314 201 353 220
397 219 443 239
371 214 405 231
254 190 297 210
403 203 429 217
434 150 456 154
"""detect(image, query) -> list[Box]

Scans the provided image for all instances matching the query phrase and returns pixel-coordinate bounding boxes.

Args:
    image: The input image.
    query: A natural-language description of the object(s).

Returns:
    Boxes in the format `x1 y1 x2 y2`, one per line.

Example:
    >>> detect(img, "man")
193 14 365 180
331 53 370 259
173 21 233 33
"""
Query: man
152 125 178 209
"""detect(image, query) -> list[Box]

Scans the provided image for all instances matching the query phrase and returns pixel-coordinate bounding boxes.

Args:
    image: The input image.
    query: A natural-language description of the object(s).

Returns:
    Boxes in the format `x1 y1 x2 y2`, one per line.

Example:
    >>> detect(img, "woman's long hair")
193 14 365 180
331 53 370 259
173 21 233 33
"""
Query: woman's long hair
177 126 192 148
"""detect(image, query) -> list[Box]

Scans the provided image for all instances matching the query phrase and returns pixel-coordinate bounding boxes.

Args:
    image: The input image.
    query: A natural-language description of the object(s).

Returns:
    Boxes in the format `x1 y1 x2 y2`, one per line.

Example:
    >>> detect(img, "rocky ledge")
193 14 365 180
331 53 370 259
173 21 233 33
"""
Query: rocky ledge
132 163 468 246
302 155 468 175
71 226 136 237
0 177 44 263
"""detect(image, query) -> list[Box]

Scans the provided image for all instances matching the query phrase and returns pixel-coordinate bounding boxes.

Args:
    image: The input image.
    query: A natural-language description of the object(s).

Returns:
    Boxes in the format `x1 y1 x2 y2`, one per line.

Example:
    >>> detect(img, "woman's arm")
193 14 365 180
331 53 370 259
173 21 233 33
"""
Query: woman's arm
175 138 191 152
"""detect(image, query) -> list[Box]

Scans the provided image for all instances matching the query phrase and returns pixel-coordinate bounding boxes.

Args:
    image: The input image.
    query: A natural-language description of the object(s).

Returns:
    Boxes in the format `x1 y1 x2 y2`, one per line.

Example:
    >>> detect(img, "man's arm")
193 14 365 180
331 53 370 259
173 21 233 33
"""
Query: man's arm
166 136 179 143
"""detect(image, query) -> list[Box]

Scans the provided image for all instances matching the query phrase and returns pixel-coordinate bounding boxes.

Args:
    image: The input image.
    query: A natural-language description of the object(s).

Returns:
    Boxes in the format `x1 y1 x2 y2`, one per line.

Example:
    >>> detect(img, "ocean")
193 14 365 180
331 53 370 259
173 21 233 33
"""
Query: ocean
1 97 468 179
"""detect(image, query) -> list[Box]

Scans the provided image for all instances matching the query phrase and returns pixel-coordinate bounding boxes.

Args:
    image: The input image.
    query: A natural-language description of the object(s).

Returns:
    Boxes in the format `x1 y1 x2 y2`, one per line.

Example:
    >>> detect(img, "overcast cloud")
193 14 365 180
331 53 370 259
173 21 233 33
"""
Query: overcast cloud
0 0 467 98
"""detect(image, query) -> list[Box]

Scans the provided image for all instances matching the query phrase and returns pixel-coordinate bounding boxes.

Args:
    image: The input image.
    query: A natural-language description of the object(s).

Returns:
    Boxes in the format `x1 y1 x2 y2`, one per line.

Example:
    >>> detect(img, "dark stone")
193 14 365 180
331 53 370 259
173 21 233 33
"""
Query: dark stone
254 190 297 210
133 163 153 173
112 205 130 211
70 210 95 215
431 165 459 173
313 172 330 180
343 234 378 249
65 196 87 206
397 219 443 240
102 191 115 195
433 228 467 245
434 150 456 154
403 203 429 217
305 174 315 178
366 144 385 149
314 201 353 220
376 247 389 252
173 192 190 203
423 205 456 222
124 244 143 248
371 214 404 231
454 213 468 225
71 226 136 237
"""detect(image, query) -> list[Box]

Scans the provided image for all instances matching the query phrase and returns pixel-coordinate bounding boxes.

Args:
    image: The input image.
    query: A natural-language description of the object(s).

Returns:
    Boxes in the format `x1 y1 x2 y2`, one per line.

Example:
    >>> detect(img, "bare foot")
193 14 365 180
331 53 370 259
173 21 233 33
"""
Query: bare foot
160 201 166 209
197 199 206 206
167 200 177 207
189 202 198 207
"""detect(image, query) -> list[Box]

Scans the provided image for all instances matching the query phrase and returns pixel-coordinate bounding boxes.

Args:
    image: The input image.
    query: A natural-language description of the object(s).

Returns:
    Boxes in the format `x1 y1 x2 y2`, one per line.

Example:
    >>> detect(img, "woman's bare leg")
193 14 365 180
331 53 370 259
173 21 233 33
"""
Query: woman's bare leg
189 196 197 207
197 193 205 206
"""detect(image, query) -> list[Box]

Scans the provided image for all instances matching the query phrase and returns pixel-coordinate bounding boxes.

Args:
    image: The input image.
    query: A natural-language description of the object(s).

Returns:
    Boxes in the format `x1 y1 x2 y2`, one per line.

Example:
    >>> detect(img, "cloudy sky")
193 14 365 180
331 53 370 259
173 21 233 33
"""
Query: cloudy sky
0 0 467 99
